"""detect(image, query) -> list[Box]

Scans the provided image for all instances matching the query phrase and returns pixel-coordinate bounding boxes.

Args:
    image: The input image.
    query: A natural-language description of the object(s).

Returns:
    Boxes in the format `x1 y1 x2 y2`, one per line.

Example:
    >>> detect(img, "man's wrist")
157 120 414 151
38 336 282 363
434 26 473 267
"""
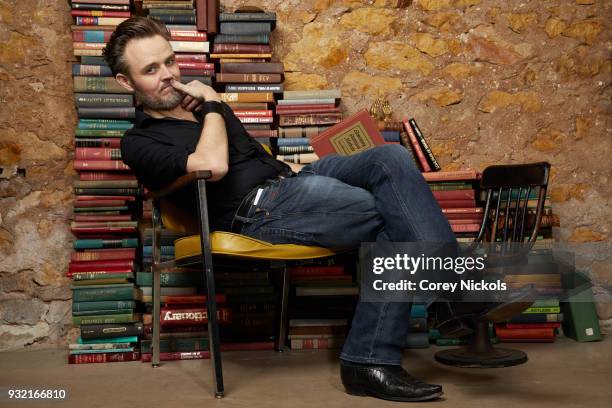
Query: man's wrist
201 100 224 116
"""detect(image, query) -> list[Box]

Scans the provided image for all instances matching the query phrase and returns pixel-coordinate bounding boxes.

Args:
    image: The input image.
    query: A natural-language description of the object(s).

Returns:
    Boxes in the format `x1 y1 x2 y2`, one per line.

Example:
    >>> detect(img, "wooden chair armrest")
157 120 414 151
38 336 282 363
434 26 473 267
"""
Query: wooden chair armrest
144 170 212 200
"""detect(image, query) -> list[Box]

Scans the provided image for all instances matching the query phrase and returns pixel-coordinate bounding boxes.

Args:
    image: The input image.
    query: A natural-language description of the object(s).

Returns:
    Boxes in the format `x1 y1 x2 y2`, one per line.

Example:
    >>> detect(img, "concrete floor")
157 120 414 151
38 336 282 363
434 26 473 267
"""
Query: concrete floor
0 336 610 408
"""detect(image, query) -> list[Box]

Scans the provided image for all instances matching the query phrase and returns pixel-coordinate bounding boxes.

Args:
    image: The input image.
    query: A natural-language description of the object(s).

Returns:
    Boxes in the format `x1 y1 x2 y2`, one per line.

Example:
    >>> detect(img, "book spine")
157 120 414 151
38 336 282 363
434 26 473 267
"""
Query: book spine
225 84 283 92
154 15 196 24
68 351 140 364
73 300 135 312
72 3 130 11
207 0 219 34
213 33 269 44
160 307 231 326
169 41 209 53
79 172 136 181
402 119 431 172
409 118 441 171
71 248 135 262
213 43 271 54
279 114 342 126
75 17 128 26
75 148 122 160
216 73 281 83
73 238 138 250
74 160 131 171
71 10 130 18
74 93 133 107
219 22 272 35
175 53 208 63
218 12 276 22
195 0 208 31
220 92 274 103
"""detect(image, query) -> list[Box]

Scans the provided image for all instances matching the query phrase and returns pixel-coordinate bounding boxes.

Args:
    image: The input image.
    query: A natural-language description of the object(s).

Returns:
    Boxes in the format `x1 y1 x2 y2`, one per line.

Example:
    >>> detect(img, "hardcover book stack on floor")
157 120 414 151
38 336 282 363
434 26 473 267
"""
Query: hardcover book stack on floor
276 89 343 165
69 0 144 364
212 11 280 151
422 170 483 240
140 0 214 85
215 262 276 350
287 256 358 350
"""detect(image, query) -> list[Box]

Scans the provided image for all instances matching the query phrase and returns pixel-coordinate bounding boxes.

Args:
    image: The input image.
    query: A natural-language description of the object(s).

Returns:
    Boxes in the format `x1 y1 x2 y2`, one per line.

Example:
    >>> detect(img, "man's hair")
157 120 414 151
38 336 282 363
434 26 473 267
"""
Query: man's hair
103 16 171 77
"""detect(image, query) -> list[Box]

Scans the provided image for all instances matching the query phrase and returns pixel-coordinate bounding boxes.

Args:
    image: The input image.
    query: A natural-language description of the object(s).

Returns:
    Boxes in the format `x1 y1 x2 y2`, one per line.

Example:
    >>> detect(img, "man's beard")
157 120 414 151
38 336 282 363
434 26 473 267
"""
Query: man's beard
134 85 183 111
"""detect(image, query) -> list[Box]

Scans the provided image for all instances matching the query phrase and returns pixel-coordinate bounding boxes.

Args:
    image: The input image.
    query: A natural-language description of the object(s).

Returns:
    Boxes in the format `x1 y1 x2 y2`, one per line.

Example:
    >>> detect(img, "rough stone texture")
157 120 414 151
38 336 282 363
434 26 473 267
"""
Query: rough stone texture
0 0 610 349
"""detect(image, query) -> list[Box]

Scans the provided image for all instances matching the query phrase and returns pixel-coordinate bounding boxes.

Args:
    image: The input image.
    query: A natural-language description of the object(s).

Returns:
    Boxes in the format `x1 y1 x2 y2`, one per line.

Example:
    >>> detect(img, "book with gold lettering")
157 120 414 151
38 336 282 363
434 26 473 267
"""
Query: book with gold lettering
309 110 385 157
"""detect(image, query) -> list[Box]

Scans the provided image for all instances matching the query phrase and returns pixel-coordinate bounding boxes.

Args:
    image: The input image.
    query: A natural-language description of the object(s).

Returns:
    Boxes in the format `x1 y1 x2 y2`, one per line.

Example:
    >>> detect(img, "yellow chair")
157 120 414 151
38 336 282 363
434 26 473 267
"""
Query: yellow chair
146 170 343 398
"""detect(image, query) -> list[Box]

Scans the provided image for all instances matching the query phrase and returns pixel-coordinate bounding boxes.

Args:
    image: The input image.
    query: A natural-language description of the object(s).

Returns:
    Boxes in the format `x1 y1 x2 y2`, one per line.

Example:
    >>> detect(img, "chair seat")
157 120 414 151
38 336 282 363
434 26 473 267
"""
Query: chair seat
174 231 338 261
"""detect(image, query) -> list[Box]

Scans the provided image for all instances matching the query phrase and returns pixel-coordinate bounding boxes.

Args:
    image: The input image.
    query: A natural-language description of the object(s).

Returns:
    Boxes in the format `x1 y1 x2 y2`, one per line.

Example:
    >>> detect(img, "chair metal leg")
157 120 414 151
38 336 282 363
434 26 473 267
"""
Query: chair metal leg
151 200 162 368
196 179 224 398
274 262 290 352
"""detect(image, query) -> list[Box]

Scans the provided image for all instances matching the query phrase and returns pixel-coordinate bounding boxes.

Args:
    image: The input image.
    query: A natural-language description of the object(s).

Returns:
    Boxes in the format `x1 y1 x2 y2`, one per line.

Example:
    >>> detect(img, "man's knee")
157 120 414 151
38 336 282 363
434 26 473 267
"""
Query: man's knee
370 144 420 173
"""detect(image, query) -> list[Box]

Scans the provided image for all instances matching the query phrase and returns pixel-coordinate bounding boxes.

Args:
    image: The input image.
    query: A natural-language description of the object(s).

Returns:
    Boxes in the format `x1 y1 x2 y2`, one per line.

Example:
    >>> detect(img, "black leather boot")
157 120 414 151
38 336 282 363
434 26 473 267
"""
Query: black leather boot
340 361 443 402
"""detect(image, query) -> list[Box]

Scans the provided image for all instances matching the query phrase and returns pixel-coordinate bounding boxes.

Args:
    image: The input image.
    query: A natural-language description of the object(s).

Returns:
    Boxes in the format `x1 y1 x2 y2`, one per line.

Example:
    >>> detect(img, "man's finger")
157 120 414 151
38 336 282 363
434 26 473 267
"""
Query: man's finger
170 79 195 96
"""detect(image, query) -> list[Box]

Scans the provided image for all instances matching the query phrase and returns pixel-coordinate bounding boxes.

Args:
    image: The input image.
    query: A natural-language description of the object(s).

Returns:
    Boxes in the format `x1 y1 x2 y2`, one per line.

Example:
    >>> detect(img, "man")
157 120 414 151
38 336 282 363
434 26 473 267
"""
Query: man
104 17 529 402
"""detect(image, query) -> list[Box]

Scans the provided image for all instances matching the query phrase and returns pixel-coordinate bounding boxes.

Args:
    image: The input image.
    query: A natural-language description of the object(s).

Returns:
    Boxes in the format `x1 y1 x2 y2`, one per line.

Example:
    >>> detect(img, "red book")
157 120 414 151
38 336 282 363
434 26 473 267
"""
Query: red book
74 160 130 171
423 170 480 182
176 62 214 70
71 248 136 262
160 307 232 326
180 69 215 76
442 207 484 220
432 190 475 200
291 275 353 283
495 325 555 340
448 218 483 225
450 223 481 233
69 259 134 272
165 294 227 306
402 118 431 172
68 351 140 364
74 214 133 222
310 110 385 157
247 130 278 138
206 0 218 34
73 200 127 208
175 53 208 63
71 10 130 17
505 323 561 329
195 0 207 31
233 110 273 117
238 116 273 124
170 30 207 41
437 199 476 208
79 172 137 181
75 147 121 160
72 31 113 42
287 265 345 277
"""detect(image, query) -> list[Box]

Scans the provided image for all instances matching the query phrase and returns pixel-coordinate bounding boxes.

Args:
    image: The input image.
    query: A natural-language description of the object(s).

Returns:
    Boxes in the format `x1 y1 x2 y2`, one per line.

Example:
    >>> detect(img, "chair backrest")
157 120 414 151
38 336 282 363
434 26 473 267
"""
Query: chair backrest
475 162 551 245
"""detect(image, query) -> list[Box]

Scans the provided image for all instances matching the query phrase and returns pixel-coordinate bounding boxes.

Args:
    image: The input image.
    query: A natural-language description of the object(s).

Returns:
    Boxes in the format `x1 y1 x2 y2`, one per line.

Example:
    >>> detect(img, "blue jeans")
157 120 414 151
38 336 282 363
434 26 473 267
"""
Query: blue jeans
233 145 456 365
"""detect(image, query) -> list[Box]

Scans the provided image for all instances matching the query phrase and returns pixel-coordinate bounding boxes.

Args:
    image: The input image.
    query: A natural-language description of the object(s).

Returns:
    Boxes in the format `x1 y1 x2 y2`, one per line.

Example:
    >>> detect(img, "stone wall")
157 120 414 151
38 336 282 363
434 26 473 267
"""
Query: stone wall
0 0 610 350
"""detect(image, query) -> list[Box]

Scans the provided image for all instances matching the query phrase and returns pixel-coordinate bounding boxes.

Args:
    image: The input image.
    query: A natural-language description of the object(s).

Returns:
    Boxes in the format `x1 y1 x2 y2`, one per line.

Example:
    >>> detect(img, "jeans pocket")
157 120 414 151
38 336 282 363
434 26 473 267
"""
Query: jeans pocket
246 226 315 245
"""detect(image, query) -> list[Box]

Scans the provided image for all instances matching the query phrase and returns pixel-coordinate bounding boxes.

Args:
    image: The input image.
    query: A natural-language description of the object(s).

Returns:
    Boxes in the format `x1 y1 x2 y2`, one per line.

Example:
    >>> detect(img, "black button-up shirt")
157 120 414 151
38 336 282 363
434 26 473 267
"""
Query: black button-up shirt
121 103 291 231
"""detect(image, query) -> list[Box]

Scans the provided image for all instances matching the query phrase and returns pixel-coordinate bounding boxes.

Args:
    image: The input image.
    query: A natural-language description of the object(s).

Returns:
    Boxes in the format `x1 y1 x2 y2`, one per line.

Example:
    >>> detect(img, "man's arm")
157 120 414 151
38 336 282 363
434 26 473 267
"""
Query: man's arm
171 79 229 182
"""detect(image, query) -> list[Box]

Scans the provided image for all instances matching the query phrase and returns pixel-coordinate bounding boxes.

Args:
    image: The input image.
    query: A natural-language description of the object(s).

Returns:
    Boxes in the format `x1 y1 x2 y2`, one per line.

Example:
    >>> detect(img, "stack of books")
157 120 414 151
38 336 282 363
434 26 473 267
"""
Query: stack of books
212 11 280 151
496 298 562 343
287 256 358 350
422 170 483 240
140 293 233 362
288 318 349 350
69 0 144 364
276 89 343 164
216 265 276 348
141 0 213 85
405 304 430 349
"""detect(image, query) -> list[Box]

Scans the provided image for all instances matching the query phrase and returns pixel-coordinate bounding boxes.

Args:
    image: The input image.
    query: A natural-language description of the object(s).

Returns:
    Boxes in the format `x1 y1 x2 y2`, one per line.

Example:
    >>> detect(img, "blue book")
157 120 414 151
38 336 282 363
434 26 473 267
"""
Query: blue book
78 336 138 344
277 138 311 147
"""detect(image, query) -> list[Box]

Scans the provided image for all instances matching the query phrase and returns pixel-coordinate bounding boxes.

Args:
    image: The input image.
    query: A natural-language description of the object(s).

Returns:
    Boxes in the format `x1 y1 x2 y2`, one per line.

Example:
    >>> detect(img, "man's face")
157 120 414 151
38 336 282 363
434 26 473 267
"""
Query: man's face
121 34 182 110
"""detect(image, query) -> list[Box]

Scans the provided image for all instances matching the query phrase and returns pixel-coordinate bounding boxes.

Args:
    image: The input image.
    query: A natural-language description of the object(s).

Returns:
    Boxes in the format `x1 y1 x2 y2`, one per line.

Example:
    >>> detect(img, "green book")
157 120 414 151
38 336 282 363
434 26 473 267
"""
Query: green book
523 306 561 314
72 309 134 316
75 129 126 137
562 271 602 342
136 271 204 287
71 283 141 302
72 272 134 282
73 300 136 312
72 312 141 326
77 336 138 344
73 238 138 250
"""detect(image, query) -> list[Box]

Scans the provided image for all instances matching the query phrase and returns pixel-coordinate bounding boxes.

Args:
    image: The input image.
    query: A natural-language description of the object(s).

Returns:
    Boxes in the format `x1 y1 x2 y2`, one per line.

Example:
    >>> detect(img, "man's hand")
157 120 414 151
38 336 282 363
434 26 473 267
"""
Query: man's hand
170 79 221 112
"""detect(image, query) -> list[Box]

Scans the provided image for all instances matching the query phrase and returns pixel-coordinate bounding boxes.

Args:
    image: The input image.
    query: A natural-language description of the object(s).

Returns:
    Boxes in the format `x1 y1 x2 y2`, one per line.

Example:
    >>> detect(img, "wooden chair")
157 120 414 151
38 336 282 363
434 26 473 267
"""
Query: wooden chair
146 171 342 398
434 161 551 368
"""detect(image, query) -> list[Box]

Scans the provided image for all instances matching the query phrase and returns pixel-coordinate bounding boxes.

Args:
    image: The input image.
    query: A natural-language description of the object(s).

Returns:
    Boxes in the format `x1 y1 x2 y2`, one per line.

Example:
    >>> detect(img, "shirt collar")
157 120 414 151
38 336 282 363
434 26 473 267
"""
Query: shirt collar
134 106 204 128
